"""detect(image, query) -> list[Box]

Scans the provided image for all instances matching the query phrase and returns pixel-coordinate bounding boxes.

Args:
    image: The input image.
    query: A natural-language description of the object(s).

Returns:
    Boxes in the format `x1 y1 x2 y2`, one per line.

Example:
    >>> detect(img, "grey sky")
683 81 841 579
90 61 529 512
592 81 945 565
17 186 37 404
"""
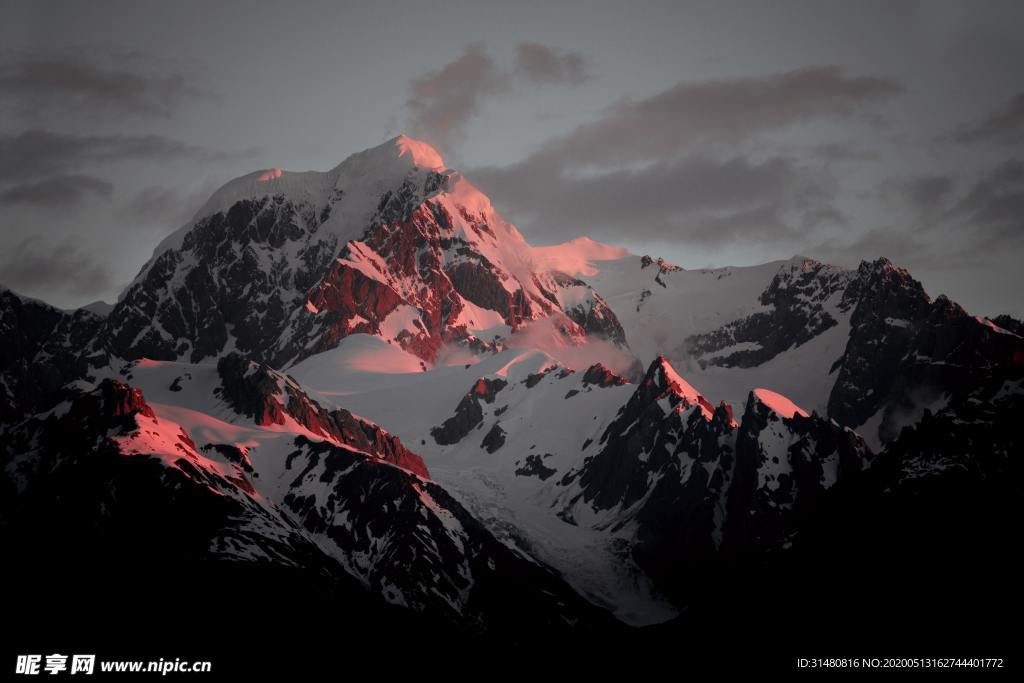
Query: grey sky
0 0 1021 316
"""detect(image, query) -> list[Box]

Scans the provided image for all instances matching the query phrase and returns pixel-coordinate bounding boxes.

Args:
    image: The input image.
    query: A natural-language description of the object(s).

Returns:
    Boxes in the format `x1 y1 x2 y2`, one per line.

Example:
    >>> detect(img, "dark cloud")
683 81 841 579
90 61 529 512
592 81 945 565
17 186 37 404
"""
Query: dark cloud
879 174 956 229
0 129 214 183
406 42 591 152
119 182 217 228
0 237 113 298
0 174 113 208
471 154 838 246
0 56 211 119
835 161 1024 271
0 130 258 213
514 42 589 86
810 143 880 163
899 175 955 210
406 44 506 153
951 159 1024 241
946 91 1024 144
466 66 901 246
530 66 901 169
809 227 939 270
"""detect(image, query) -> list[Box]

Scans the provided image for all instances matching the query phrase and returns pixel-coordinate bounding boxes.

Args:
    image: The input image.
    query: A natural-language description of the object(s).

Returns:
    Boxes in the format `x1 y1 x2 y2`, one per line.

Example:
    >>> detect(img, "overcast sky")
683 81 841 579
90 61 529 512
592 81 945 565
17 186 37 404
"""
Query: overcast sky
1 0 1021 316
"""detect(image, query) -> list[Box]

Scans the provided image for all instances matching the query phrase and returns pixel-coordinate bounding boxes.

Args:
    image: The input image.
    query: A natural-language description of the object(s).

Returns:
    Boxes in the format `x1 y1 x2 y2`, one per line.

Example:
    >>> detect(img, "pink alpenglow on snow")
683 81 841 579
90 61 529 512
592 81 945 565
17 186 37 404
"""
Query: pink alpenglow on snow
529 236 632 278
653 355 715 420
753 388 810 419
395 135 445 170
974 315 1017 336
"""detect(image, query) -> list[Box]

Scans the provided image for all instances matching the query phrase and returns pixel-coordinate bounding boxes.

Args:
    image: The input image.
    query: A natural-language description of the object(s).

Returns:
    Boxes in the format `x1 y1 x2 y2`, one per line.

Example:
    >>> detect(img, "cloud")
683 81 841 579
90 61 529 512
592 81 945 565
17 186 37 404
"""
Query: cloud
0 130 258 209
514 42 589 86
0 55 211 119
406 42 592 152
950 159 1024 241
406 44 507 153
899 175 955 210
528 66 901 169
0 237 113 298
119 182 217 228
464 66 902 247
809 143 880 163
471 153 840 246
0 174 113 208
0 129 216 183
945 91 1024 144
879 174 955 229
822 160 1024 271
809 227 934 270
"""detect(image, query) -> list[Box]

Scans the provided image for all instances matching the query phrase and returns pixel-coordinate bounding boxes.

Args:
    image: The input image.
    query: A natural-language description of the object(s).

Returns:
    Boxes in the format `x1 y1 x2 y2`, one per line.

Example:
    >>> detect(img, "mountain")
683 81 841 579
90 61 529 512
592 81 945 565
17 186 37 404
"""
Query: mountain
94 135 627 371
0 286 107 422
2 135 1021 670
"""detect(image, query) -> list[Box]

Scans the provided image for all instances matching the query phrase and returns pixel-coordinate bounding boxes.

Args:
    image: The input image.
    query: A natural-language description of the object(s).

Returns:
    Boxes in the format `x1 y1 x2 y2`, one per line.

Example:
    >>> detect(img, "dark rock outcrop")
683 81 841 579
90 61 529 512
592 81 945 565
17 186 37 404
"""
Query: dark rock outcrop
431 377 508 446
280 435 618 636
0 288 105 423
557 356 872 606
685 258 852 368
515 454 557 480
216 352 428 477
581 363 628 388
827 259 1024 439
480 422 506 453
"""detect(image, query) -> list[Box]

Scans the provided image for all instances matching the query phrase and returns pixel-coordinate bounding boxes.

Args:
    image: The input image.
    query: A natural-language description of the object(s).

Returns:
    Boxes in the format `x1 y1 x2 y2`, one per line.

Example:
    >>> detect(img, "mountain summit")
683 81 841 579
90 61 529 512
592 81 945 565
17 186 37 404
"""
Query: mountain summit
101 135 629 368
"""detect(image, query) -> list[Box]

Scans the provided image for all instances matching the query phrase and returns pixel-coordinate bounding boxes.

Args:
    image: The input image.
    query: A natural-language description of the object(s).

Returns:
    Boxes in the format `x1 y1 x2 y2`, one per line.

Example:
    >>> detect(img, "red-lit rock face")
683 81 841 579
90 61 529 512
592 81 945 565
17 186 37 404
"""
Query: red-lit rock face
216 352 429 478
289 198 556 364
581 362 628 388
94 137 629 372
96 379 156 421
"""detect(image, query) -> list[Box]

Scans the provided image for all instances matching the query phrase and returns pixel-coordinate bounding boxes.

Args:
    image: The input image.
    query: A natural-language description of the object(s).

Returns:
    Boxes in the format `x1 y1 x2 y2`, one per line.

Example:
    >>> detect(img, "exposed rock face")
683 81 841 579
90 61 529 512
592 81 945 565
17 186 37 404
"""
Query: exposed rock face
523 368 554 388
216 352 428 477
581 362 628 388
431 377 507 445
2 376 615 642
738 380 1024 650
556 356 871 604
103 195 338 364
89 379 157 425
675 255 1024 447
480 422 506 453
1 379 328 572
991 314 1024 336
561 356 719 513
825 258 933 428
720 391 870 551
448 259 530 328
685 258 853 368
550 272 629 347
515 454 557 480
202 443 253 472
279 435 617 635
86 139 630 372
827 259 1024 439
0 288 105 423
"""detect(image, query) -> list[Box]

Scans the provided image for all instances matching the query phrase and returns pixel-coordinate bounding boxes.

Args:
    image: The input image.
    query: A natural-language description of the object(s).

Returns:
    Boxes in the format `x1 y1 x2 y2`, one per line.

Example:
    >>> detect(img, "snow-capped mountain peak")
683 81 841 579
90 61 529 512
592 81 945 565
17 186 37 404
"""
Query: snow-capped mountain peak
145 135 453 265
645 354 715 420
105 135 635 370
